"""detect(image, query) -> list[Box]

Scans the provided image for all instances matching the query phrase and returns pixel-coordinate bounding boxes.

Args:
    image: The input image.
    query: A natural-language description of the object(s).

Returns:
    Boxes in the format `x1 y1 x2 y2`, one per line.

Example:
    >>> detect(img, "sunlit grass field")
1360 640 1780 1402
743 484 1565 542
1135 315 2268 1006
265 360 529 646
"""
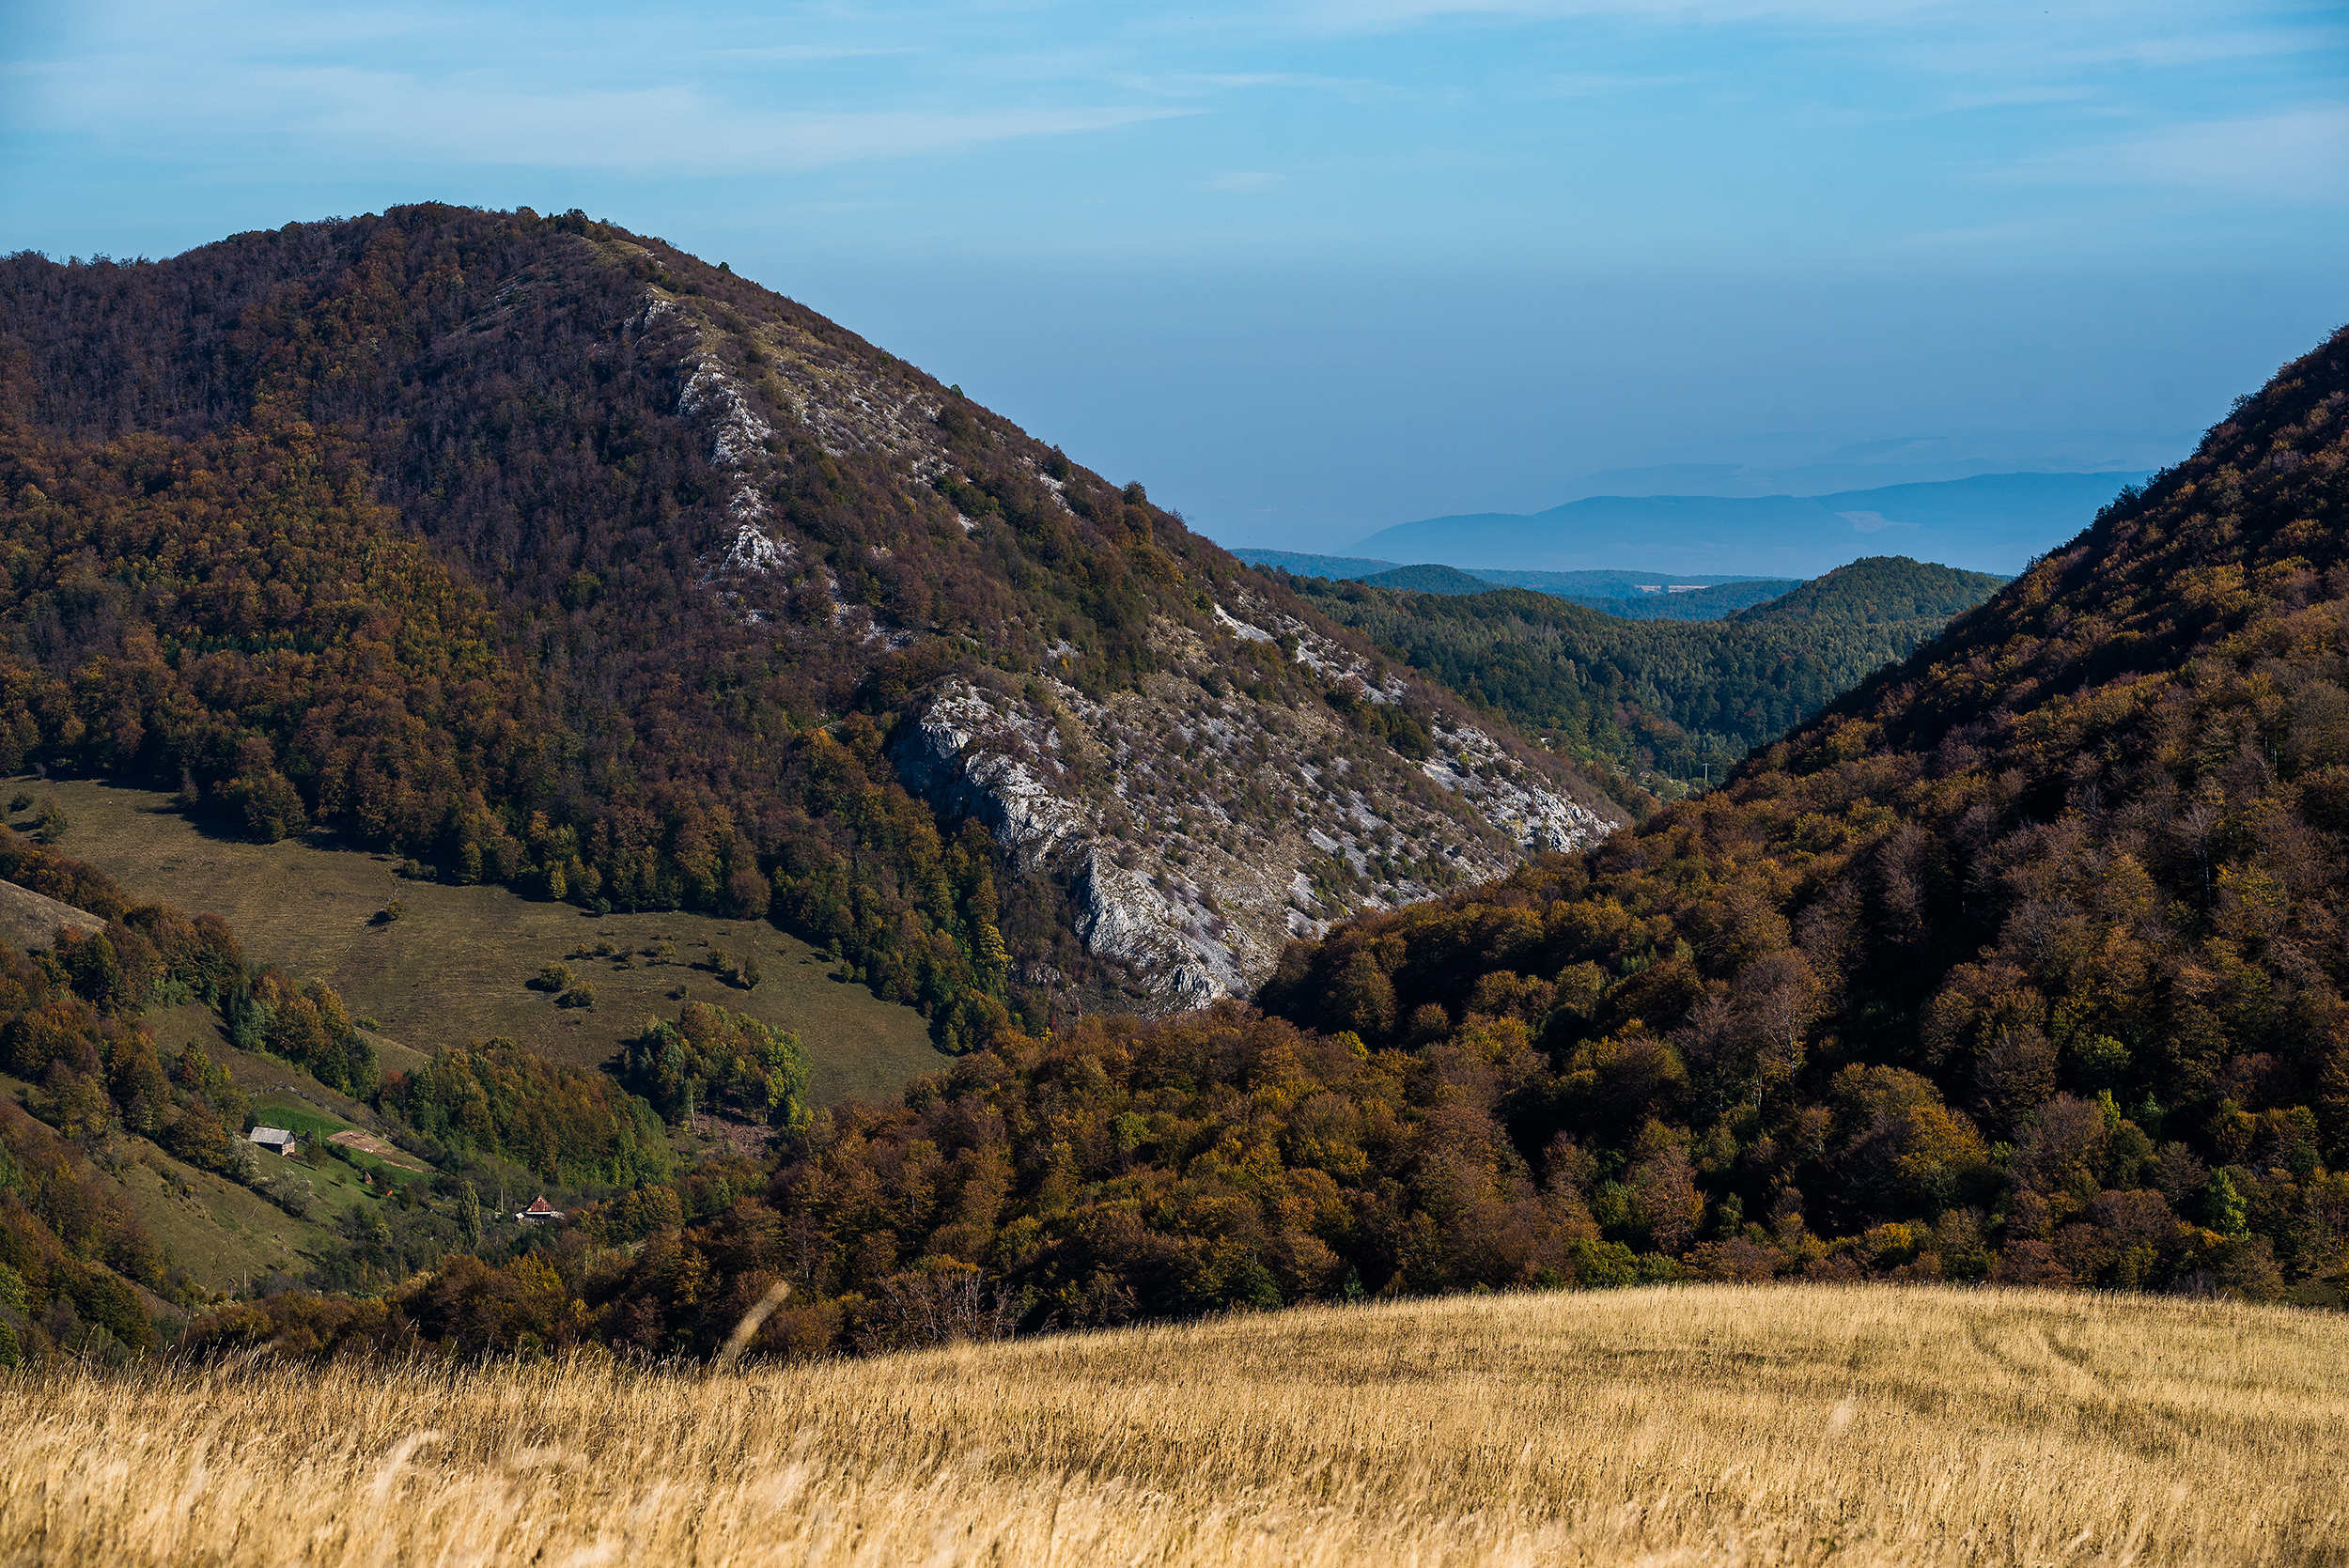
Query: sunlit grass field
8 1283 2342 1565
15 778 948 1105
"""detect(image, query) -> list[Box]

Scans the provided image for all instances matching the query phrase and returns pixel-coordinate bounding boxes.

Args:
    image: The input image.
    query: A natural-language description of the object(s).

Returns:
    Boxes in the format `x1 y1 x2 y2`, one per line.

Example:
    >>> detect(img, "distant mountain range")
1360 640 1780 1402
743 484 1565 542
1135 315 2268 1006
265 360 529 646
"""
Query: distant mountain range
1553 427 2188 502
1344 470 2154 577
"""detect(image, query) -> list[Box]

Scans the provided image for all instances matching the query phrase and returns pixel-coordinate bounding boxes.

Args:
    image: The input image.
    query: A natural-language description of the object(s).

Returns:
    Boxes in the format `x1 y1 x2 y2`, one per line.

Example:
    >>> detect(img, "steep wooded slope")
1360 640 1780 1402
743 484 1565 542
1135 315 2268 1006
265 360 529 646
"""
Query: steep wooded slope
0 815 717 1365
148 333 2349 1366
1254 325 2349 1291
0 207 1615 1033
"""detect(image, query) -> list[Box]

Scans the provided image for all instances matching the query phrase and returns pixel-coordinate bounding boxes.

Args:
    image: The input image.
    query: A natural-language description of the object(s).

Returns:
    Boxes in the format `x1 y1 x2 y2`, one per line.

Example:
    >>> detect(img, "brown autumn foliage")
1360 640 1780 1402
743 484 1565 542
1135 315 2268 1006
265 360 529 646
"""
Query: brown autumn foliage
1255 324 2349 1298
9 243 2349 1375
1 207 1568 1040
170 329 2349 1366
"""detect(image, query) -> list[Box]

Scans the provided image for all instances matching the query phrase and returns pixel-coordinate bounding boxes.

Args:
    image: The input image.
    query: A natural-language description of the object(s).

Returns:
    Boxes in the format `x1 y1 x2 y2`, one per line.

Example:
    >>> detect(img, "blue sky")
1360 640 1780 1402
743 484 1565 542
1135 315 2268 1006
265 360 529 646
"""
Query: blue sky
4 0 2344 551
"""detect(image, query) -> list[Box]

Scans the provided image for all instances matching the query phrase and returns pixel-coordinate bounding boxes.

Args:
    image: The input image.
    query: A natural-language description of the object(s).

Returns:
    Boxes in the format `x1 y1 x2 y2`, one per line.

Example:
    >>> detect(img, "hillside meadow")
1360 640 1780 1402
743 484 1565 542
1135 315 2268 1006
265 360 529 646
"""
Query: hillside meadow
7 1283 2343 1566
15 778 946 1106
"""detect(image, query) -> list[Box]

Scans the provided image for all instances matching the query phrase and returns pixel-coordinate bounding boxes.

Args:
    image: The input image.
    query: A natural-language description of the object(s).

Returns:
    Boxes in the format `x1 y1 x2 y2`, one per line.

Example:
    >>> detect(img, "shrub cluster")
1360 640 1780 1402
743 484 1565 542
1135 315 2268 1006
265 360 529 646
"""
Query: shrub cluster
380 1039 673 1188
619 1001 809 1131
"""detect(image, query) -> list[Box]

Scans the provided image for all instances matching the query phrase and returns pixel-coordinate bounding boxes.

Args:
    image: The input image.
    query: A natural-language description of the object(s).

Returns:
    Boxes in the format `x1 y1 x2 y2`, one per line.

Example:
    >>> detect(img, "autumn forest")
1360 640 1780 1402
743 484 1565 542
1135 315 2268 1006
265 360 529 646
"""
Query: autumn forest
1 208 2346 1370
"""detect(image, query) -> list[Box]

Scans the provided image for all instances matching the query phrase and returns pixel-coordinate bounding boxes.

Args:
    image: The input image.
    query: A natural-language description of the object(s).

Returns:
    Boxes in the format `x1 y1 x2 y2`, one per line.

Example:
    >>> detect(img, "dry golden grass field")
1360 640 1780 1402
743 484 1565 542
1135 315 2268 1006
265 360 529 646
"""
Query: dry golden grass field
13 778 947 1106
7 1283 2344 1566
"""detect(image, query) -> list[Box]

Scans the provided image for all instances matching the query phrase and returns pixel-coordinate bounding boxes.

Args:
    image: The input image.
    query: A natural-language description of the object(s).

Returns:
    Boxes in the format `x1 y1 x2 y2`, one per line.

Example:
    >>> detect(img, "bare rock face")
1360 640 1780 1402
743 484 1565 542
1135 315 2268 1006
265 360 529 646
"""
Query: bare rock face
888 682 1090 871
887 589 1618 1011
629 233 1625 1011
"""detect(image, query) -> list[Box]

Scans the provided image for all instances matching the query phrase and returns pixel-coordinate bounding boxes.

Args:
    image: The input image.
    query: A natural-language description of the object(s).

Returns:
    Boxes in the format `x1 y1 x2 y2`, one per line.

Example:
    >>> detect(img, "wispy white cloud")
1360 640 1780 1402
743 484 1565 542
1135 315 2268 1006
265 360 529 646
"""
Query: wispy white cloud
1916 21 2348 77
2009 106 2349 203
1108 70 1386 101
5 0 2342 271
18 59 1189 173
699 44 921 64
1880 213 2114 252
1284 0 2345 85
1288 0 1960 30
1541 71 1693 98
1283 0 2329 31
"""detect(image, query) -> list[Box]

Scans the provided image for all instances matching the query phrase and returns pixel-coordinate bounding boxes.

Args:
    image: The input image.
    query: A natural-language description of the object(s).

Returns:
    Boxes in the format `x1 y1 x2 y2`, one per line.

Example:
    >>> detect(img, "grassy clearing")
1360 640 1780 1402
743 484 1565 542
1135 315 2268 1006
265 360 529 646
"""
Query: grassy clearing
101 1140 334 1295
0 877 100 953
247 1092 429 1186
109 1150 331 1290
244 1094 356 1141
7 1283 2343 1565
19 778 949 1106
140 1000 414 1119
1 1062 347 1293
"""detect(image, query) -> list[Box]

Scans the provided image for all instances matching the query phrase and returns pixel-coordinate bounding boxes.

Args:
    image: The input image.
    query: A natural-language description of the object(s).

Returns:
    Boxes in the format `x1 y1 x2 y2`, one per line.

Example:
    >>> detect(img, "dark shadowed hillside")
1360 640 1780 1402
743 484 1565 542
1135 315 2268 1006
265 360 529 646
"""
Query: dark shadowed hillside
1355 564 1494 596
1729 557 2009 627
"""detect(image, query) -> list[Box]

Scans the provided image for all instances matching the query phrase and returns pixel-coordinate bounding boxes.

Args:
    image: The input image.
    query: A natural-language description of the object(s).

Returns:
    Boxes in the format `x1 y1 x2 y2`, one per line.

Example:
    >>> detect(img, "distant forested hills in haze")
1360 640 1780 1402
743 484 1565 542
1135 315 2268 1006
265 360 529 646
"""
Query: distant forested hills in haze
1283 555 2009 793
1365 568 1807 621
1232 551 1800 620
1230 550 1404 579
1349 470 2152 577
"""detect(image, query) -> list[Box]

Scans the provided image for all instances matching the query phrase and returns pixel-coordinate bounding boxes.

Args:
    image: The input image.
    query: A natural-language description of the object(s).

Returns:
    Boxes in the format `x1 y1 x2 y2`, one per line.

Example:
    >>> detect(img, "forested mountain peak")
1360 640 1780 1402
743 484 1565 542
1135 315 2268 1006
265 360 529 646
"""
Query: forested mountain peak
1727 556 2007 628
0 205 1616 1031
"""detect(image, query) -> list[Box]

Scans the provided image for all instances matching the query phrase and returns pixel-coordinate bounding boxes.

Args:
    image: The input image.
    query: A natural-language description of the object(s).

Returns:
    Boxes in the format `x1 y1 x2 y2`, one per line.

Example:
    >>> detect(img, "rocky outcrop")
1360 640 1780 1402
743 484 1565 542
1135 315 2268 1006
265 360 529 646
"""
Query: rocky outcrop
888 591 1621 1011
887 683 1090 872
628 239 1626 1012
1075 854 1234 1005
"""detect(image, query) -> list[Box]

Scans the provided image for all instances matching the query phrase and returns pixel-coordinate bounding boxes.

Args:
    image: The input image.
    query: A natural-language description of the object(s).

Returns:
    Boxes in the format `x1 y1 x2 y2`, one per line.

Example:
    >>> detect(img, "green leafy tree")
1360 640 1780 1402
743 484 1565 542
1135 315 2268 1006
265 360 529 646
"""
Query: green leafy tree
622 1002 809 1130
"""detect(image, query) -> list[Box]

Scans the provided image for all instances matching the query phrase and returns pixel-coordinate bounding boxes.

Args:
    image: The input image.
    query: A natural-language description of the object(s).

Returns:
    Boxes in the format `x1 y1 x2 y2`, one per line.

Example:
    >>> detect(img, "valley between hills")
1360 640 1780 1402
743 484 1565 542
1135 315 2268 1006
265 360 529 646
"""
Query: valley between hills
0 205 2347 1559
1283 552 2013 796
